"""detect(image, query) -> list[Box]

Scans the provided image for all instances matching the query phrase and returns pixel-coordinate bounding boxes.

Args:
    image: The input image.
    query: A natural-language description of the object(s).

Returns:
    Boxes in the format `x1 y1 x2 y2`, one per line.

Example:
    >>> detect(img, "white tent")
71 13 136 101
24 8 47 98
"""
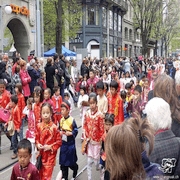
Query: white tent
9 43 16 52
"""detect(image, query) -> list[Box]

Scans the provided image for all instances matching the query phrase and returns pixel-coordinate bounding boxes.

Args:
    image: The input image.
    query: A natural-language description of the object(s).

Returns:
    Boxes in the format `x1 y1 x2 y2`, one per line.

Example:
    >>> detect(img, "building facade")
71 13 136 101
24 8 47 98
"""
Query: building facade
0 0 42 59
69 0 128 59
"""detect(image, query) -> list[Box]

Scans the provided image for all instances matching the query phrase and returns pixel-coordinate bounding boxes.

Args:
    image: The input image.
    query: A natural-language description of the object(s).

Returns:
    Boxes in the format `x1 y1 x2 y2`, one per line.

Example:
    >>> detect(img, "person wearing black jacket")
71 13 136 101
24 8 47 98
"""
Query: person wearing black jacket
44 57 55 96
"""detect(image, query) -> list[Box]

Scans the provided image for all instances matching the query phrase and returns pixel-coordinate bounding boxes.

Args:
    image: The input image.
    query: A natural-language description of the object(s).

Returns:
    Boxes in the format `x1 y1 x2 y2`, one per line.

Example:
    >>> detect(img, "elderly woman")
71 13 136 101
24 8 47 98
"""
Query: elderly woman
145 97 180 176
153 73 180 137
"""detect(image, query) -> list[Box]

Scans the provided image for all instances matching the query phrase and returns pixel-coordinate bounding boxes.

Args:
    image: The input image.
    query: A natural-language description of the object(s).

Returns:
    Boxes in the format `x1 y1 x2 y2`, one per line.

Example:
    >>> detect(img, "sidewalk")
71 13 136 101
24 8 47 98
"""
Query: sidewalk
0 107 81 172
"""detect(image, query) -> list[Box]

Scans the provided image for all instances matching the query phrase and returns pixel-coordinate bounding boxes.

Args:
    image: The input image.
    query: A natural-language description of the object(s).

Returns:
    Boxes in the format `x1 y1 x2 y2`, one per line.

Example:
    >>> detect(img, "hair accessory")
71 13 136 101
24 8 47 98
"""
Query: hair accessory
61 102 70 111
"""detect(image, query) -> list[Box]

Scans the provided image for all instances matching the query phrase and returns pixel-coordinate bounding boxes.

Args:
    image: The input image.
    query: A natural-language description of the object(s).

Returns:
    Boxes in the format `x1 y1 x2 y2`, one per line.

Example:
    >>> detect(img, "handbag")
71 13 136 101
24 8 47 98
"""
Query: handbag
0 108 10 123
81 139 89 155
7 120 15 136
36 155 42 170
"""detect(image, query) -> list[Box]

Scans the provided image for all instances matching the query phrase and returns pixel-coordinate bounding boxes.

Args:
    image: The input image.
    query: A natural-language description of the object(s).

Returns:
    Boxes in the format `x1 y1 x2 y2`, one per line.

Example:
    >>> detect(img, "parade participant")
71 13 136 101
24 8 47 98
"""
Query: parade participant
11 139 40 180
77 85 89 140
125 82 133 103
132 85 146 118
64 92 73 114
52 86 62 125
87 69 99 94
120 90 131 119
12 65 21 94
37 71 47 91
8 95 21 159
24 98 36 165
83 93 104 180
35 102 61 180
43 88 55 112
96 81 108 116
100 113 114 180
15 83 25 140
0 79 12 148
33 87 43 125
105 117 162 180
142 78 150 103
107 80 124 125
59 100 78 180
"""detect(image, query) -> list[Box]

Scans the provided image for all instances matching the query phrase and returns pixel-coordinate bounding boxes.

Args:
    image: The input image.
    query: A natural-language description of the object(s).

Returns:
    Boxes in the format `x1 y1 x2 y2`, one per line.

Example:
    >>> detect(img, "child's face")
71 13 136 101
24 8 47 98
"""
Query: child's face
97 89 104 97
0 84 5 94
110 87 117 96
144 81 149 88
105 121 113 132
15 87 19 94
80 89 85 96
17 148 31 168
64 96 69 101
27 103 32 110
41 106 52 123
61 107 69 117
55 89 60 96
126 88 131 95
34 95 40 103
10 100 16 107
44 90 50 100
134 90 141 100
89 98 97 112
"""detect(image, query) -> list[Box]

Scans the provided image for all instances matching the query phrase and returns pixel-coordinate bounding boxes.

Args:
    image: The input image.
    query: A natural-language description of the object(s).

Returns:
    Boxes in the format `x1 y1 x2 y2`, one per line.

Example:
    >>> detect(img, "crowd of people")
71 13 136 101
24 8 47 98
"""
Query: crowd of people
0 52 180 180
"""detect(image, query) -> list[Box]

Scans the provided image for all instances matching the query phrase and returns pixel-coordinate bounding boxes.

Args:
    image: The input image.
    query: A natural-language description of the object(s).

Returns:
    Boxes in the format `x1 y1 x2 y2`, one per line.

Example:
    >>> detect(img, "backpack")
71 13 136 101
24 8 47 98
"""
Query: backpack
57 63 64 77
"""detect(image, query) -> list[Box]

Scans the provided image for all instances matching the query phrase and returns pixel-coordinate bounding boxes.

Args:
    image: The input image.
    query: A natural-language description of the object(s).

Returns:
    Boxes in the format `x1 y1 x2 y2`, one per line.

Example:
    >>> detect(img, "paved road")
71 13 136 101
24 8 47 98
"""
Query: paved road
0 107 100 180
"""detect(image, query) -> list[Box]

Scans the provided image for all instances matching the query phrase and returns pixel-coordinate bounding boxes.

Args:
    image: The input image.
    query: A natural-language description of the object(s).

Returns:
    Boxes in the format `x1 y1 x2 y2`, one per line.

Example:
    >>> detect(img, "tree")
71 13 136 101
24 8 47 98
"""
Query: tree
43 0 82 53
128 0 179 56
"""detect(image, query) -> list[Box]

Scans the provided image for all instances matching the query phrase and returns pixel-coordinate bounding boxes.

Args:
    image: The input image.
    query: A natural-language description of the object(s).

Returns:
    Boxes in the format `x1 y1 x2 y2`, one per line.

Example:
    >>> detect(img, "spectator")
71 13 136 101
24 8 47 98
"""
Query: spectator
145 97 180 176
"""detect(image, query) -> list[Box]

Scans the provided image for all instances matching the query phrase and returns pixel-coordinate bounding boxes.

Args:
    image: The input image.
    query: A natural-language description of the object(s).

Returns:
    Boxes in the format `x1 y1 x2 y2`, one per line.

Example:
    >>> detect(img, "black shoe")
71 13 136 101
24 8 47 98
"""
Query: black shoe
73 164 79 178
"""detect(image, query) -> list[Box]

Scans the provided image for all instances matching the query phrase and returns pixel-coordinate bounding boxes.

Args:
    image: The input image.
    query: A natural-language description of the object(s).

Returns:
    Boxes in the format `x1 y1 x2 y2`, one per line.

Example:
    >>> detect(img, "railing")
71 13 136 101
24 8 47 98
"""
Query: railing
108 0 128 12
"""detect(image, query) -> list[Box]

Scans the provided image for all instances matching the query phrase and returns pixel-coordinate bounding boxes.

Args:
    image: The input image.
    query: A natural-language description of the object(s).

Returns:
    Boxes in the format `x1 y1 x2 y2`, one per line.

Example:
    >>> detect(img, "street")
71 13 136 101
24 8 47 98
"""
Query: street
0 107 100 180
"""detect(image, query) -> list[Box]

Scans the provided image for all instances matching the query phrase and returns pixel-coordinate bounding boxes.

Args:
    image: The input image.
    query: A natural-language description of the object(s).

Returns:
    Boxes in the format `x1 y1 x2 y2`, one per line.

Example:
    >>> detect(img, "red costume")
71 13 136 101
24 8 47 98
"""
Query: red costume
83 109 104 142
34 102 42 125
17 93 25 119
9 105 21 130
11 162 40 180
107 93 124 125
87 77 99 93
35 121 61 180
51 95 62 125
0 89 11 108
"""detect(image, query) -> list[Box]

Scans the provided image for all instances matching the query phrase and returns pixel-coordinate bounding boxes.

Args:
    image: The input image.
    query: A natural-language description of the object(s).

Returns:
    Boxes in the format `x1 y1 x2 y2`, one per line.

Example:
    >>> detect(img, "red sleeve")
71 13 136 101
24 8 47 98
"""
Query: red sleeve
98 116 104 140
13 107 21 130
51 127 62 152
35 124 41 145
10 167 16 180
83 113 89 138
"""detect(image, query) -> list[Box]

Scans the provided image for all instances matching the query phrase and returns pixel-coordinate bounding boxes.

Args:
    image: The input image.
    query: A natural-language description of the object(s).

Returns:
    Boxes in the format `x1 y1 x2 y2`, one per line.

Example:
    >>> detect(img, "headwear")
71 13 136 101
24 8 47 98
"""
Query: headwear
61 102 70 111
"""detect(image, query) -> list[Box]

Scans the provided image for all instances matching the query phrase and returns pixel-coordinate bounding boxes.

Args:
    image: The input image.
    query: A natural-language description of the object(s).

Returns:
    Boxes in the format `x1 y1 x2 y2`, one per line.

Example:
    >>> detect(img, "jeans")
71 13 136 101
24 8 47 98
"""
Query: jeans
12 130 20 154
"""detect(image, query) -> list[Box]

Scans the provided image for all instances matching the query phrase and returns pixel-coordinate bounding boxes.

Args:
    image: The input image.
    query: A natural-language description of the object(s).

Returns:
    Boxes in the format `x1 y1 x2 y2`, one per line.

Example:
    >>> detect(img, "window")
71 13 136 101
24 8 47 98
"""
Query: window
86 5 99 25
109 10 113 29
114 12 117 31
129 29 132 40
87 6 95 25
102 7 107 27
118 15 122 32
125 27 128 39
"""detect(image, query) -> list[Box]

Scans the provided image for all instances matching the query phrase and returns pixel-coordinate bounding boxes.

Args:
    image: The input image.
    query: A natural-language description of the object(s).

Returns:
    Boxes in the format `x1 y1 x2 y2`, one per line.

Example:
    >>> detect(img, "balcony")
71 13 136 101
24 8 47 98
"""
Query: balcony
107 0 128 12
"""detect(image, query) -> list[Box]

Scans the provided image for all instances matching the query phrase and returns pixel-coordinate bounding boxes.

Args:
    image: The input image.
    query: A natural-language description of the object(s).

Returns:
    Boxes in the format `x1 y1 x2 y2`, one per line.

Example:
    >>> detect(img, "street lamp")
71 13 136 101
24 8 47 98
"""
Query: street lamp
0 5 12 55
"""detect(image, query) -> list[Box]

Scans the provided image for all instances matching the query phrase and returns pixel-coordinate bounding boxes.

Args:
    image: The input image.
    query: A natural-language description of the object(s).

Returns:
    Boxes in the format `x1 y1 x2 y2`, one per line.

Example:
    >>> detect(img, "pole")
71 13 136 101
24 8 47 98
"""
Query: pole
0 6 3 54
36 0 41 57
107 5 110 57
40 0 44 57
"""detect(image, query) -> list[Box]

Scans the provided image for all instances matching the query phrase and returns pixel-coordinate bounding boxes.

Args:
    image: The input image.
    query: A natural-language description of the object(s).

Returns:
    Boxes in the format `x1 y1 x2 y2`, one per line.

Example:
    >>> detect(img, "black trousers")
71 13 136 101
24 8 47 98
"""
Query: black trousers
61 163 78 180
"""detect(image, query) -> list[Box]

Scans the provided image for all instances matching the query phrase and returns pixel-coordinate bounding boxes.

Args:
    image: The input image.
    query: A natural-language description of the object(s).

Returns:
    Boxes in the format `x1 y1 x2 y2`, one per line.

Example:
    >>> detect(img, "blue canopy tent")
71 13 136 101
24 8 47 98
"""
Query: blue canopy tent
44 46 76 57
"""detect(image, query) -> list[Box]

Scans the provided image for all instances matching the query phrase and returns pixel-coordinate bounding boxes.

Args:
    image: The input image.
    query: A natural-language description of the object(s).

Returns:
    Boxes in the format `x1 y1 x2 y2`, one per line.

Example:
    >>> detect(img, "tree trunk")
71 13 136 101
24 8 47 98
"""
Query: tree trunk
155 40 158 56
56 0 63 55
141 34 148 57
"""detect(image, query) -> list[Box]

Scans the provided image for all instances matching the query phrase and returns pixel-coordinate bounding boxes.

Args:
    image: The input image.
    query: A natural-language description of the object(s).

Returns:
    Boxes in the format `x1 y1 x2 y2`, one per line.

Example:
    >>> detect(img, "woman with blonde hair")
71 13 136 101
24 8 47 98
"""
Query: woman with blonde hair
153 73 180 137
105 116 162 180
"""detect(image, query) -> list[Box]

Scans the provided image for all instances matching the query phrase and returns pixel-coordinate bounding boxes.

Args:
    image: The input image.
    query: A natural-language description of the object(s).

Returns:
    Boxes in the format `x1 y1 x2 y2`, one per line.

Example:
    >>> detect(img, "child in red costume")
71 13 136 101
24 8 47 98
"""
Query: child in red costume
0 79 12 148
107 80 124 125
83 93 104 180
33 87 43 125
35 102 62 180
7 95 21 159
52 86 62 125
